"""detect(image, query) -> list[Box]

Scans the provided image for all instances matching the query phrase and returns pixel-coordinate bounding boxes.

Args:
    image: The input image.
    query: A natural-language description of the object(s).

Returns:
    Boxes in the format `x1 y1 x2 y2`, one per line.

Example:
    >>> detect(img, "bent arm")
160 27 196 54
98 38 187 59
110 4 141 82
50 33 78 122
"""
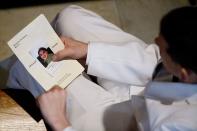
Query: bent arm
53 37 160 86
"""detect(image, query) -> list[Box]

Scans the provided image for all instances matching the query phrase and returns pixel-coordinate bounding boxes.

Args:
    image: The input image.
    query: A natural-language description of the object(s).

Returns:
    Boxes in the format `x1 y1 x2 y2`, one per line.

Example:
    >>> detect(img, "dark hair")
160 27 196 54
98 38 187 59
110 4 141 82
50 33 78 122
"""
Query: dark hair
38 47 48 55
160 6 197 74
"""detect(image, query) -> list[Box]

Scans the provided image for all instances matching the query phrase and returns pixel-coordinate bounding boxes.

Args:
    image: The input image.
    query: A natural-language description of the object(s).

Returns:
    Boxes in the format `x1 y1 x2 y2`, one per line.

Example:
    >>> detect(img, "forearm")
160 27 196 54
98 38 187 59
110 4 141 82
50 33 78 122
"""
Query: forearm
86 41 160 85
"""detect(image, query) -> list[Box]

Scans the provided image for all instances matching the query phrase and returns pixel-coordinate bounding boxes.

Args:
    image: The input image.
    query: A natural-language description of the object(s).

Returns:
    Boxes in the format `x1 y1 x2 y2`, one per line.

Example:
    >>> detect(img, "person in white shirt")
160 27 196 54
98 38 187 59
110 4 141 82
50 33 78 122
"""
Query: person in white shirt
3 5 197 131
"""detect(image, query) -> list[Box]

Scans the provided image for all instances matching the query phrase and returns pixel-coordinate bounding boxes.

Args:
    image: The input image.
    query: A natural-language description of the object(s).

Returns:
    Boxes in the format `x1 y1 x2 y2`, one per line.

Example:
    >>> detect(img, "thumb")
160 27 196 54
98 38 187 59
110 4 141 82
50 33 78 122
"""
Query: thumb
52 49 71 61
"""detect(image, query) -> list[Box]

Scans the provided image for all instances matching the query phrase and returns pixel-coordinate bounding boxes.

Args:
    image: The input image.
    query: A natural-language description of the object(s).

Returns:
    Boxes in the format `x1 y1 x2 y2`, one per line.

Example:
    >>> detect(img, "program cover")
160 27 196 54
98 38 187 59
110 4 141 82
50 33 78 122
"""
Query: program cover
8 14 84 91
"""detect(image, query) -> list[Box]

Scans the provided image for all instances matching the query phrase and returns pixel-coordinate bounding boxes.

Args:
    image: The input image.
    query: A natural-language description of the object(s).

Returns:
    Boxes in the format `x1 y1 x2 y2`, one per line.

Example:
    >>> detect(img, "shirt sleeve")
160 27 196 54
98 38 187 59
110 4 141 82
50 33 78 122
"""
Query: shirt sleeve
86 41 160 86
146 98 197 131
63 126 76 131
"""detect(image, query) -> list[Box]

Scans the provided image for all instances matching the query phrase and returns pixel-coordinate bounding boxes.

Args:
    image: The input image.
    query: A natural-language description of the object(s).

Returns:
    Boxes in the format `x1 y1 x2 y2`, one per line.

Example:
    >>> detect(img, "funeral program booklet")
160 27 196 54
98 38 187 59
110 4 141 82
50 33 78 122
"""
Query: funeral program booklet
8 14 84 91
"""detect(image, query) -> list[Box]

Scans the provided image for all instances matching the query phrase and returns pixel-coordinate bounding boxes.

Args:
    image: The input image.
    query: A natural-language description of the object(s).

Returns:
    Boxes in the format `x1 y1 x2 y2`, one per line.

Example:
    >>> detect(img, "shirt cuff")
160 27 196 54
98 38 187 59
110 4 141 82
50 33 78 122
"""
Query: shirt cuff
63 126 76 131
86 42 92 65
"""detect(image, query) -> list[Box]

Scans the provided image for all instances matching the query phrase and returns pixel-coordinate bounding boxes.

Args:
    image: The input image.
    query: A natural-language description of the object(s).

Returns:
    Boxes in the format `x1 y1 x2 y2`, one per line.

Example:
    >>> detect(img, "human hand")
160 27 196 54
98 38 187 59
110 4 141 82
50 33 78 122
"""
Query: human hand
53 37 88 61
37 86 70 131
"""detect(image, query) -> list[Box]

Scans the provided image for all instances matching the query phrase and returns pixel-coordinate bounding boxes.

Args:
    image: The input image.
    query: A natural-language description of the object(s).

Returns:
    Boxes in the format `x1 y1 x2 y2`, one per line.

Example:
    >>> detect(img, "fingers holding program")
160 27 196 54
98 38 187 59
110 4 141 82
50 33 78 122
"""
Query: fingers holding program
53 37 88 61
37 86 70 131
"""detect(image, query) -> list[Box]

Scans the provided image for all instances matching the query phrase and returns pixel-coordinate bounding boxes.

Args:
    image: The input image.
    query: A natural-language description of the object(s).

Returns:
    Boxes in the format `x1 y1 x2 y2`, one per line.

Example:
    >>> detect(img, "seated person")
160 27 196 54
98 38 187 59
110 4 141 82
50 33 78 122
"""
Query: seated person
3 5 197 131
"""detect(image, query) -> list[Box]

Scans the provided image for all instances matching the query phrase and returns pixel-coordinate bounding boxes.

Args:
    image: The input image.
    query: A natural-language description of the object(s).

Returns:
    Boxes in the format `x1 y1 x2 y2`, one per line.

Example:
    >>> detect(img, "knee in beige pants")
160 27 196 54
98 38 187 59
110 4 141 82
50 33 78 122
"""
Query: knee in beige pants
52 5 133 43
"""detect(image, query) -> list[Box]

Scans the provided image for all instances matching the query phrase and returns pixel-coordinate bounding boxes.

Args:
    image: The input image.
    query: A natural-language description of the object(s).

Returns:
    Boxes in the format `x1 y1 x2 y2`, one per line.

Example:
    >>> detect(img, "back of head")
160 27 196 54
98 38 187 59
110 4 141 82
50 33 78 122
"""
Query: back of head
160 6 197 74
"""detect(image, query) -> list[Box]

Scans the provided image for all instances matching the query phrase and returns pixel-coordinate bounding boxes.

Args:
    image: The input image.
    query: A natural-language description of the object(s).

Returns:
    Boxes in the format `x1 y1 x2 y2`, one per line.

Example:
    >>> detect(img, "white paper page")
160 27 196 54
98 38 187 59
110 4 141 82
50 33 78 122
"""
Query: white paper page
8 14 84 91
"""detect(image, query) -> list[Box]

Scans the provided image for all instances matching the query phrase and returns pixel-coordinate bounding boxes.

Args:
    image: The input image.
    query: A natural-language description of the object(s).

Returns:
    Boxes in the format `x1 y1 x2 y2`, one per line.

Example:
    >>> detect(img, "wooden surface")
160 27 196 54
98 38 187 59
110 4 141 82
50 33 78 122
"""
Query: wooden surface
0 90 46 131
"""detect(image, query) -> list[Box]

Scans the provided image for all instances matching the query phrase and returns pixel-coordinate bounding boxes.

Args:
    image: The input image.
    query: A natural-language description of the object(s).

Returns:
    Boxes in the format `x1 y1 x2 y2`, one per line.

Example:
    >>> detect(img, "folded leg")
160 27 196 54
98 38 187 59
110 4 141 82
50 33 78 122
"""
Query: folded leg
51 5 135 43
